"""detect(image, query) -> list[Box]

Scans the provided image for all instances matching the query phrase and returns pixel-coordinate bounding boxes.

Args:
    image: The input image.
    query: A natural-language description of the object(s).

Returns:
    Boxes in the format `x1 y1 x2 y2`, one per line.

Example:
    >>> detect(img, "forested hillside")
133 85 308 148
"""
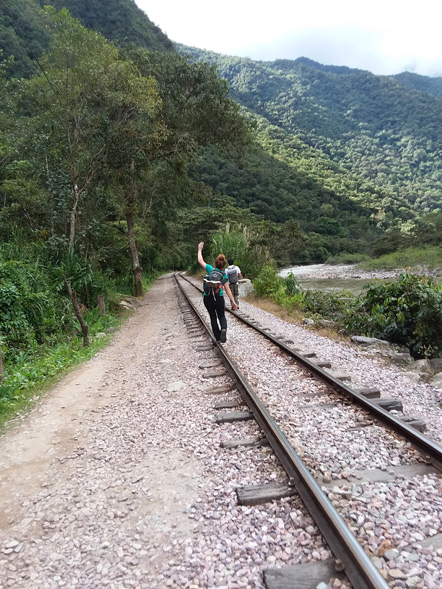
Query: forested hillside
38 0 173 52
0 0 173 78
394 72 442 99
0 0 392 269
179 47 442 215
2 1 442 267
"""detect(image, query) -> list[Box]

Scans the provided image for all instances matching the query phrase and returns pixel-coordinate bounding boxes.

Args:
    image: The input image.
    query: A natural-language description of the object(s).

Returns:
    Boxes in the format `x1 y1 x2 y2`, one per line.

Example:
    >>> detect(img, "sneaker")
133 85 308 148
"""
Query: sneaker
220 329 227 343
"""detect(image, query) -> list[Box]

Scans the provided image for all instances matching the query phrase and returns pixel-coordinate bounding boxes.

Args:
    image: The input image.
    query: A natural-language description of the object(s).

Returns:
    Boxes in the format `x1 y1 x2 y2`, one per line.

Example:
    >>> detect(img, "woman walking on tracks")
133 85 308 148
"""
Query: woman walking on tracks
197 242 238 343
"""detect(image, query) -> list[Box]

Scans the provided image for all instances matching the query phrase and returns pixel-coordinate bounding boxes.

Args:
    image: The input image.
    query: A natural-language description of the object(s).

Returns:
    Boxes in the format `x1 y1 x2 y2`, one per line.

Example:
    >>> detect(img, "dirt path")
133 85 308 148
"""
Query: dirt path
0 275 207 587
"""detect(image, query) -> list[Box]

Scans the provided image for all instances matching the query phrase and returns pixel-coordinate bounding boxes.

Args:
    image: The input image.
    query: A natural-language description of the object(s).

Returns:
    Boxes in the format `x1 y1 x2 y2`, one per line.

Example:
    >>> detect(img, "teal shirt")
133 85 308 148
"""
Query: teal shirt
204 264 228 296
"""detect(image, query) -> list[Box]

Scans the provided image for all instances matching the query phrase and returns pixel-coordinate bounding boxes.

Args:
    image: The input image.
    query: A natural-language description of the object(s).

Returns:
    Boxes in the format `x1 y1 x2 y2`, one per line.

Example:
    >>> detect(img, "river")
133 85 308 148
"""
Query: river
278 264 391 294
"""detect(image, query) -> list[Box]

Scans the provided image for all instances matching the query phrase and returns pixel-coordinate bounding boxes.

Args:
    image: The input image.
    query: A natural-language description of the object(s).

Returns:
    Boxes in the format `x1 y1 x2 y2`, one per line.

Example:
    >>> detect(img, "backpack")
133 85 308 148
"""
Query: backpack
226 265 239 284
203 268 225 296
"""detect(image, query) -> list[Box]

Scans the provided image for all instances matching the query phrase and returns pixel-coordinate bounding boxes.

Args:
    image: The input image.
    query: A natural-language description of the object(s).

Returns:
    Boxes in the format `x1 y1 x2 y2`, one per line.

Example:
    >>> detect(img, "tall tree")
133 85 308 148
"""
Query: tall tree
7 8 163 250
106 48 252 295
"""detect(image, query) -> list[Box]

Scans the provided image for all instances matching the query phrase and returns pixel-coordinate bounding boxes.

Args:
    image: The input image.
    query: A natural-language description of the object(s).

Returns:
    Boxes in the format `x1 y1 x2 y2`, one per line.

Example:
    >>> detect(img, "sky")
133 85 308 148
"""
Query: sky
134 0 442 77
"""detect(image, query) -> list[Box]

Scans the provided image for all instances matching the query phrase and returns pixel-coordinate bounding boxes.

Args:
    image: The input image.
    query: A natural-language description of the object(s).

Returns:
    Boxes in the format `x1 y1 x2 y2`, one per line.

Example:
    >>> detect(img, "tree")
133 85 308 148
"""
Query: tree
8 8 163 252
105 48 252 295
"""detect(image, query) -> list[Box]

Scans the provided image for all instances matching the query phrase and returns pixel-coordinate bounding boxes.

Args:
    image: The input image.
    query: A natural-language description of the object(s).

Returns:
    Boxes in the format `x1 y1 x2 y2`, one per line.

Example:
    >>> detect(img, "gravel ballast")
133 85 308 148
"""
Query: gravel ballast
0 273 441 588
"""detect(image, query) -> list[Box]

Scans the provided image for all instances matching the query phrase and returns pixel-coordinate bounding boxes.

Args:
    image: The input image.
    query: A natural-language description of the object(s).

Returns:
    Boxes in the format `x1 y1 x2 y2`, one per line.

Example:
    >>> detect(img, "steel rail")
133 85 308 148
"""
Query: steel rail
174 274 390 589
178 272 442 471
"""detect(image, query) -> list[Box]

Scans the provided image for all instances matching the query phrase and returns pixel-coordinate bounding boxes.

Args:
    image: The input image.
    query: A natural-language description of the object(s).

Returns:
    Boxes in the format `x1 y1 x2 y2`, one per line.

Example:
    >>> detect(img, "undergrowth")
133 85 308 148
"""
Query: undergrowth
252 265 442 359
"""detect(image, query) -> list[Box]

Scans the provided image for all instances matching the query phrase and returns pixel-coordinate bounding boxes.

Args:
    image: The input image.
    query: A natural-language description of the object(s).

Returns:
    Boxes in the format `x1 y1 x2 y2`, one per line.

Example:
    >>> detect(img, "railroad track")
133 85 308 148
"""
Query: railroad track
175 272 442 589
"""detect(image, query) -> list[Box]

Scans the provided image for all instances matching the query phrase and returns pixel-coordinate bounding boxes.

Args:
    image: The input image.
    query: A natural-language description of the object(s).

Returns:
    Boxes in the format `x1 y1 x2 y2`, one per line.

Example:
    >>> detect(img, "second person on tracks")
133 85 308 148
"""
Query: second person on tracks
197 242 238 343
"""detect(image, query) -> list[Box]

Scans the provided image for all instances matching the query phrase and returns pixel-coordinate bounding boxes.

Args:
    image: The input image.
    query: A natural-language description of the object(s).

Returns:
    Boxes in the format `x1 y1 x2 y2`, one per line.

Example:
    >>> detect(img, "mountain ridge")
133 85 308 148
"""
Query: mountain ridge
2 0 442 260
0 0 173 78
177 44 442 214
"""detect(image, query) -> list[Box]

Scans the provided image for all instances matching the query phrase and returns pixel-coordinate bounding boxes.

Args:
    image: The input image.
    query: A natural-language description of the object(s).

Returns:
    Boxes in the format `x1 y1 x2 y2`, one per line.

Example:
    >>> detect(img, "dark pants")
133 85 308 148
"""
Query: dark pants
203 295 227 341
230 283 239 306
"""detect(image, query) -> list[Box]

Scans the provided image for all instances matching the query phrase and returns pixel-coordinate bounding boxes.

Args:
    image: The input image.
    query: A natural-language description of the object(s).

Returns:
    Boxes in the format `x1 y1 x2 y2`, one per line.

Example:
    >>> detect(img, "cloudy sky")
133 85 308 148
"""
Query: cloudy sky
134 0 441 77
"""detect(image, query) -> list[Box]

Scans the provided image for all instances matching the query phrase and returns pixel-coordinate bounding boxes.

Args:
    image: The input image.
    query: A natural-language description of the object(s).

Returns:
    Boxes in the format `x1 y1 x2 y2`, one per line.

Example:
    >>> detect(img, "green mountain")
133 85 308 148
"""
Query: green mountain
0 0 49 78
394 71 442 99
3 0 442 260
0 0 173 78
179 47 442 215
39 0 173 52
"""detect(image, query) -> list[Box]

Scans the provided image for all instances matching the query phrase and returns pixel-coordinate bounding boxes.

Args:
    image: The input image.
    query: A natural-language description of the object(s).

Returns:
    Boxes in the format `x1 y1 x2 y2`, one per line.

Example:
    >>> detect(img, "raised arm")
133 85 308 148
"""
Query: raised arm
197 241 206 270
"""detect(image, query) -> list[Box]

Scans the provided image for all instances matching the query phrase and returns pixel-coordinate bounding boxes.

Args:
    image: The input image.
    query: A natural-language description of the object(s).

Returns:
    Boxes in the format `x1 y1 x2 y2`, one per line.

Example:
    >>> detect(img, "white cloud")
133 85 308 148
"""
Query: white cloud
135 0 442 76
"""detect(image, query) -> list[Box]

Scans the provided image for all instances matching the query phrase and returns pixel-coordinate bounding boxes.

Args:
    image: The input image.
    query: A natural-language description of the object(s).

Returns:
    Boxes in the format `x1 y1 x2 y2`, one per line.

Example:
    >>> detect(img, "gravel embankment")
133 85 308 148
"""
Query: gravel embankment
182 276 442 588
0 273 441 588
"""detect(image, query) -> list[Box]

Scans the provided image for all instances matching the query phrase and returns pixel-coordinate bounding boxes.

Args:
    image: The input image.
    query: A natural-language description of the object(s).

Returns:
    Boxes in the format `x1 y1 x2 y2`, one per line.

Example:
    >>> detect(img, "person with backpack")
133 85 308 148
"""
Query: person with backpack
226 258 243 308
197 242 238 343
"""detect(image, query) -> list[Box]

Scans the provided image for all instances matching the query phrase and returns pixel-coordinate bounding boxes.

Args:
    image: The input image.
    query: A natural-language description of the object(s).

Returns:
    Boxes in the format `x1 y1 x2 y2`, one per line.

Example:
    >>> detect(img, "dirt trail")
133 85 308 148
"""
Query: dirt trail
0 275 205 587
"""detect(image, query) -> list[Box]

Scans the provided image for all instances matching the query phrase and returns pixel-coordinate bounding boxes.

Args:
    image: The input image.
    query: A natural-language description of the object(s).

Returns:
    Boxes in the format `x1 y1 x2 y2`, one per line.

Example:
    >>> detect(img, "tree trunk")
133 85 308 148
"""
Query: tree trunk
126 210 143 297
69 185 81 245
63 275 89 347
97 295 106 315
0 343 4 383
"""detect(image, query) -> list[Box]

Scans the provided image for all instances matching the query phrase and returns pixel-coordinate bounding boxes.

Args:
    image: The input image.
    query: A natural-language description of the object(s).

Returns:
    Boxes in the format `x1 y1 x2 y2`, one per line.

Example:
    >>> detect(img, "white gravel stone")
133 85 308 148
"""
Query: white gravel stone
0 274 440 588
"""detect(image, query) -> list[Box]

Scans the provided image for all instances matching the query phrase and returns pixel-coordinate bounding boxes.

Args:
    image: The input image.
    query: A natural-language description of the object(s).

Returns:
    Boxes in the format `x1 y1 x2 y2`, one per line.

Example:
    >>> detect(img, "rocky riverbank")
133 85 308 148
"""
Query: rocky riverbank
281 263 442 282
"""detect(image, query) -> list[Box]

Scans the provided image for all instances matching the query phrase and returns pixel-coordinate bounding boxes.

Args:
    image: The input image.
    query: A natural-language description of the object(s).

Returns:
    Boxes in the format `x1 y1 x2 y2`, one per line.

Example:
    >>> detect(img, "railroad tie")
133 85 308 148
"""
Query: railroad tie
220 437 267 449
199 359 223 369
353 387 381 398
215 410 253 424
205 383 236 395
202 368 228 378
263 559 345 589
294 390 332 399
301 351 317 358
236 481 296 506
298 402 340 410
187 329 205 336
371 397 403 412
412 532 442 549
214 398 245 409
400 415 427 432
326 371 352 382
312 361 332 369
321 463 438 487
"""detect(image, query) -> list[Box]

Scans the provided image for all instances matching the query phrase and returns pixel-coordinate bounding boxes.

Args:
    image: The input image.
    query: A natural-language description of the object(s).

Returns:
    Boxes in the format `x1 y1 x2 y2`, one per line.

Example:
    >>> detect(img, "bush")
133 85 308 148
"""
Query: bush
0 246 128 362
0 260 68 351
284 272 303 296
210 228 271 279
253 266 282 296
345 272 442 358
253 267 304 311
302 290 353 323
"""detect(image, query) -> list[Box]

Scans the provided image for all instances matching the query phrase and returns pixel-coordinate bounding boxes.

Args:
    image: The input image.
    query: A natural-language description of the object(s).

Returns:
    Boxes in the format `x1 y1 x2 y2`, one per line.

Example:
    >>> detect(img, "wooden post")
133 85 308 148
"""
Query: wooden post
63 275 89 347
97 295 105 315
0 342 4 383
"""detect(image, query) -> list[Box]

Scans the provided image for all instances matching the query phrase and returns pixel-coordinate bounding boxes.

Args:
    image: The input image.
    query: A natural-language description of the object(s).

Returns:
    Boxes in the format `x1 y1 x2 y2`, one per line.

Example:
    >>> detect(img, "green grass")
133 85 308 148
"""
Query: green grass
358 246 442 271
0 309 129 432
